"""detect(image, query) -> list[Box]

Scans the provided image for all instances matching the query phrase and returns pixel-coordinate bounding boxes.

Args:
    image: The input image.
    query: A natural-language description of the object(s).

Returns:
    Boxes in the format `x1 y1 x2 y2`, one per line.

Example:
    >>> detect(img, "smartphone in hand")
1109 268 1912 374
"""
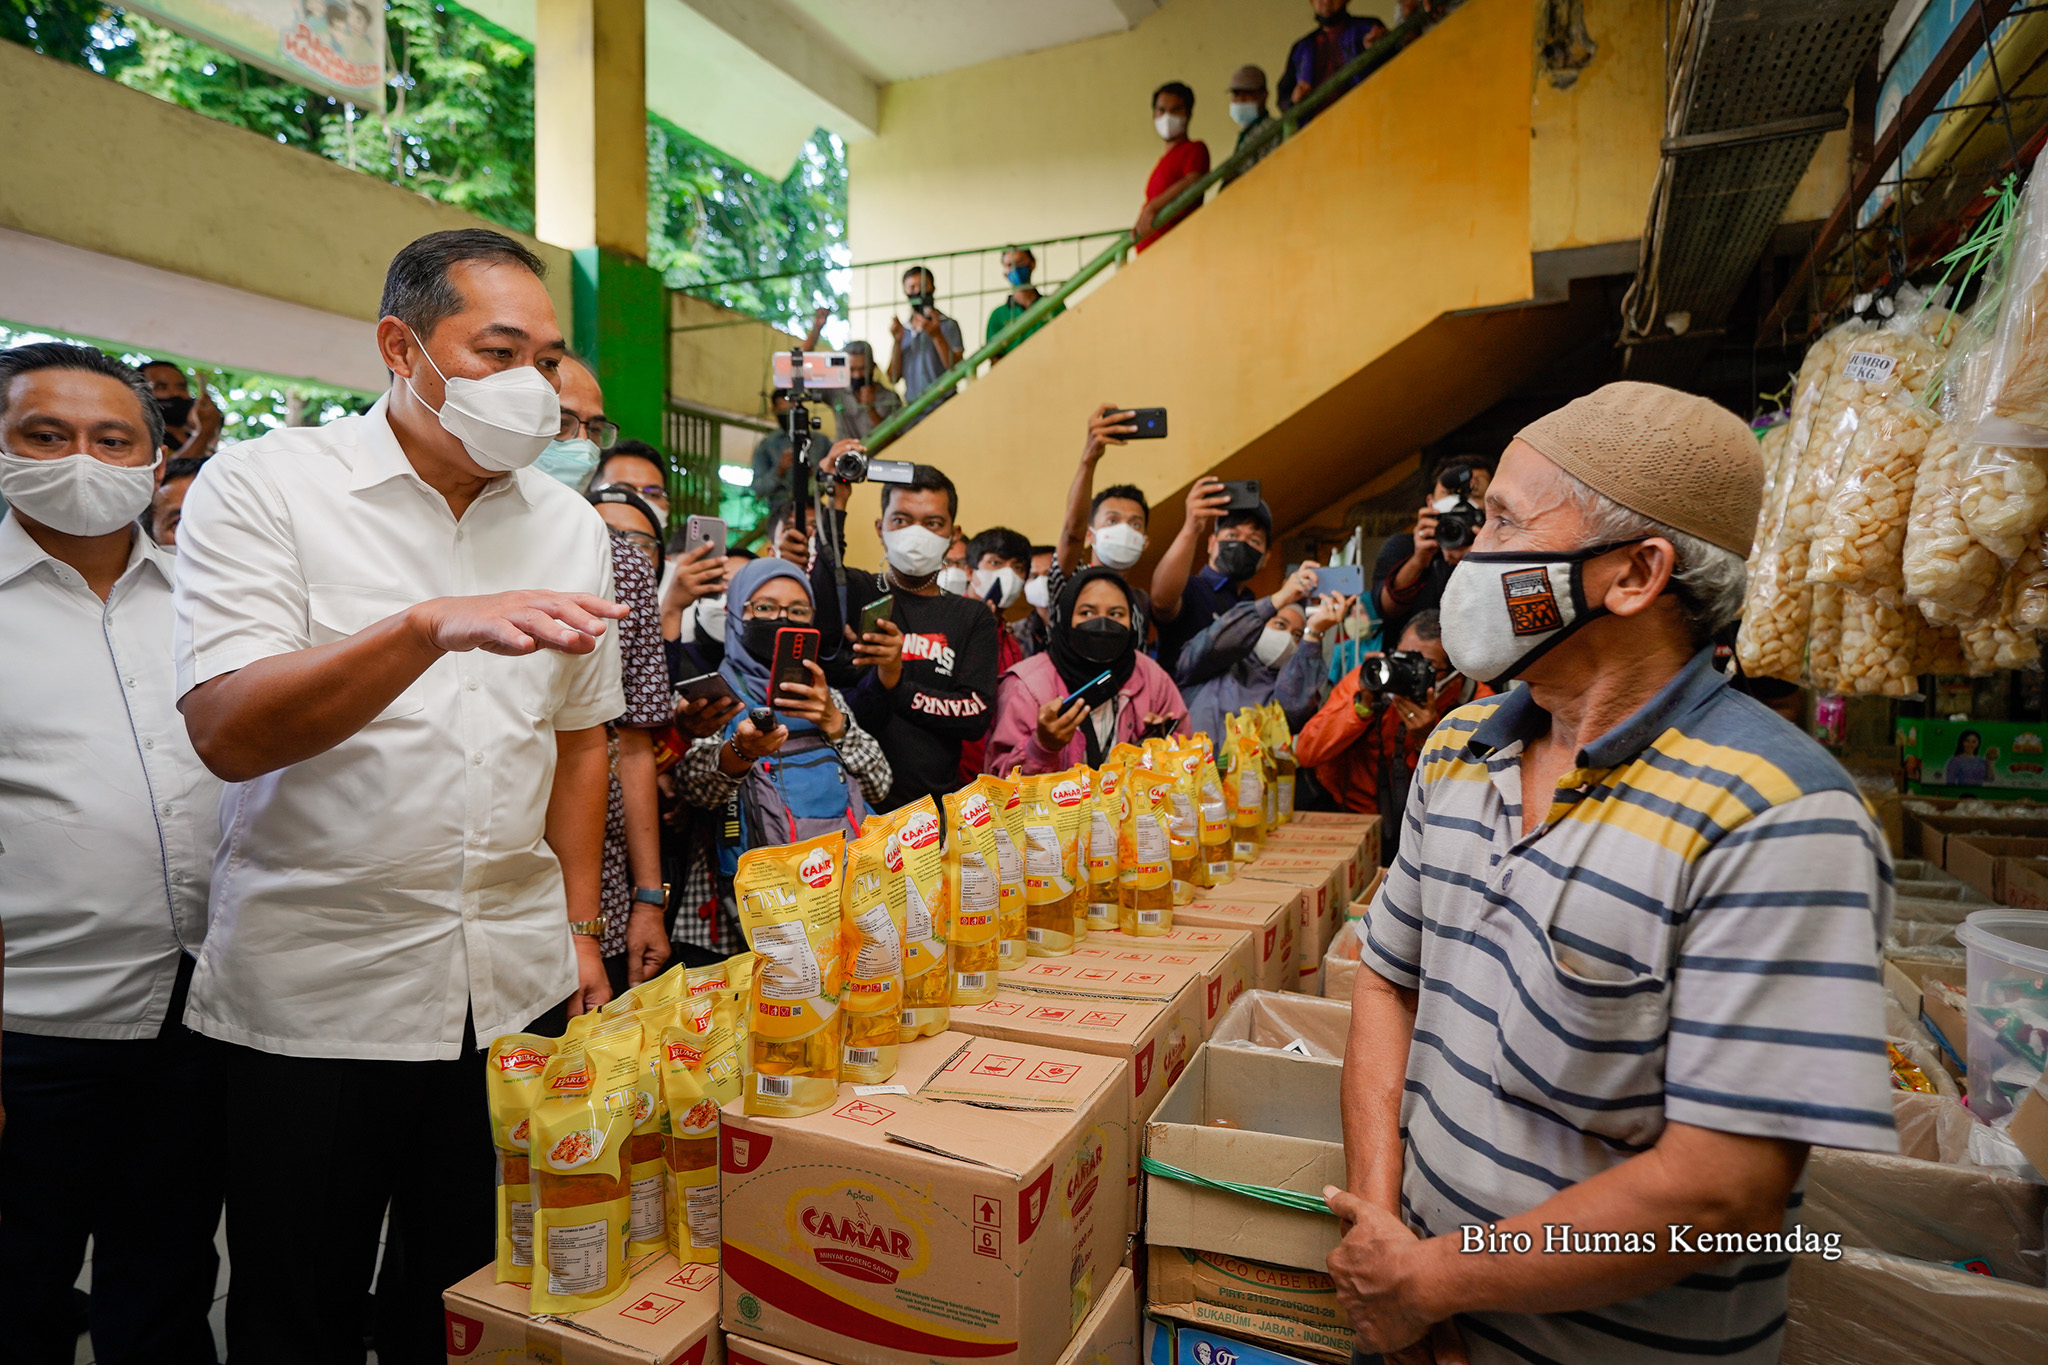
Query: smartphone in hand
770 626 822 717
683 515 727 561
857 594 894 640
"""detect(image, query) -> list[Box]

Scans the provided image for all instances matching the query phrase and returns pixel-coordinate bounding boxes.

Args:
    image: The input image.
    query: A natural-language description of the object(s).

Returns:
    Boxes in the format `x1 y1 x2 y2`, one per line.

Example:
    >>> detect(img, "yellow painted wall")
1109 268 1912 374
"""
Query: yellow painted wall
851 0 1536 569
845 0 1394 262
668 293 805 424
0 41 574 329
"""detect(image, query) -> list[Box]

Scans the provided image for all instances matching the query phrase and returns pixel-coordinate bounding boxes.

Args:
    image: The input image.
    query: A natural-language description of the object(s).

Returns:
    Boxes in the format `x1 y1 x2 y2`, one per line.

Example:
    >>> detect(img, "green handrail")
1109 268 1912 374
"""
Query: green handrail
859 7 1439 454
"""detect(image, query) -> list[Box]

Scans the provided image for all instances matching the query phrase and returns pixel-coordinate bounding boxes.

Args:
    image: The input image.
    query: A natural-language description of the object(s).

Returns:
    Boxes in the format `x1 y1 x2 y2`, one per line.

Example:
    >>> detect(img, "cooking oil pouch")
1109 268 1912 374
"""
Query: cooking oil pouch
623 989 681 1258
840 818 907 1084
1260 702 1297 824
1193 752 1234 887
944 786 1005 1002
1120 770 1176 935
1227 713 1268 861
735 830 846 1118
893 798 952 1040
1107 741 1147 771
660 994 731 1264
1086 763 1123 933
530 1021 643 1313
976 773 1029 969
1066 767 1097 944
1159 749 1202 905
486 1032 559 1283
1020 770 1089 955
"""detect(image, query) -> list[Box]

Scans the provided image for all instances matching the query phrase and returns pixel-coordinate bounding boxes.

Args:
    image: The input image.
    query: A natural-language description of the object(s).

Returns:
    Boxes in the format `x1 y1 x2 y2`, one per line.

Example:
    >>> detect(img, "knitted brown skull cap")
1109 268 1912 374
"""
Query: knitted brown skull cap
1513 381 1764 556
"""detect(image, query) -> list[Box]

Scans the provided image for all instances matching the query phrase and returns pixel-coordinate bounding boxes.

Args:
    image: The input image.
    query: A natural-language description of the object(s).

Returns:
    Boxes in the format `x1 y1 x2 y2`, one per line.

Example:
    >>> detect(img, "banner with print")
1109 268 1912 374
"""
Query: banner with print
130 0 386 110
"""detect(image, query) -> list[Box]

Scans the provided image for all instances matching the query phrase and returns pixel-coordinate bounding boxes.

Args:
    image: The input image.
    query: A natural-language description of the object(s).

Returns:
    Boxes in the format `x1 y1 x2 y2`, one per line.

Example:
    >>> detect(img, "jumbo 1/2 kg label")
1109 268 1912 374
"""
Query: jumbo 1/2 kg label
1842 351 1898 385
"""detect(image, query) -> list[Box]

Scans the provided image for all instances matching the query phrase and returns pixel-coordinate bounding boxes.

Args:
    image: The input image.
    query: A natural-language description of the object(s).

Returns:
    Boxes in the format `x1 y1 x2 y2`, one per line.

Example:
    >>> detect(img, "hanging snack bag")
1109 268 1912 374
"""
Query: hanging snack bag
660 992 732 1265
943 786 1005 1002
487 1032 559 1283
1119 770 1177 935
530 1020 643 1314
1020 770 1090 955
976 774 1030 969
894 798 951 1040
735 830 846 1119
1085 763 1123 933
839 818 907 1084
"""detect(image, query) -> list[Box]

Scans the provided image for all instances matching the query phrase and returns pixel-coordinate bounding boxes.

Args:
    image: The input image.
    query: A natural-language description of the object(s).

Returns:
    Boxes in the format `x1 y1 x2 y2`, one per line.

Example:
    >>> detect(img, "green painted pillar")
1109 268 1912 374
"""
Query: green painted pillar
571 244 667 459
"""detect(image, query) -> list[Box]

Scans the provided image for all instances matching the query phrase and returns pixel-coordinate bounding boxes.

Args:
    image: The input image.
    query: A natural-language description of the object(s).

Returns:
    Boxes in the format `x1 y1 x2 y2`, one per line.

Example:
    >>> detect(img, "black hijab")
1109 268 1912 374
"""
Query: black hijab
1048 566 1140 714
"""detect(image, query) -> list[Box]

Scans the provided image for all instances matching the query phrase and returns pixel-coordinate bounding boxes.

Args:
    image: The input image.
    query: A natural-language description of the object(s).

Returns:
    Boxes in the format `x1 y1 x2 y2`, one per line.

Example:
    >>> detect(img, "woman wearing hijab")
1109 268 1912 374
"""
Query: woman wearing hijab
673 558 891 953
982 566 1189 775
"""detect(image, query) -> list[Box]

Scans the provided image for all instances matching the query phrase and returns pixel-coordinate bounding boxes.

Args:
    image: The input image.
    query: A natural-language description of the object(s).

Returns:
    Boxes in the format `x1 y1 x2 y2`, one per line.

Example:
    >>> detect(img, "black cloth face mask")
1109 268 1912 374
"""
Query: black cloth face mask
1213 539 1262 582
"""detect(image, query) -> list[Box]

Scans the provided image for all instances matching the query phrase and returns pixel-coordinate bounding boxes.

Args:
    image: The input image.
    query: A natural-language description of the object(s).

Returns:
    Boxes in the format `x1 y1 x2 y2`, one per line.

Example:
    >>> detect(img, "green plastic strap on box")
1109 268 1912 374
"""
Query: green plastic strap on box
1139 1156 1336 1215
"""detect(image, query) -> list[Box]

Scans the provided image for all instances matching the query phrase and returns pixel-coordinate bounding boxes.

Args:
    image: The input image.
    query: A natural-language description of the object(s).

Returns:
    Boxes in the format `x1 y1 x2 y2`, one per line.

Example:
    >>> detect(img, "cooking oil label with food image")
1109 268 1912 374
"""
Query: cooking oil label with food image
945 787 1003 1003
841 821 908 1085
529 1025 642 1313
486 1032 558 1283
894 797 952 1039
979 774 1030 968
659 1008 725 1264
736 831 846 1119
1119 772 1176 935
1022 771 1090 955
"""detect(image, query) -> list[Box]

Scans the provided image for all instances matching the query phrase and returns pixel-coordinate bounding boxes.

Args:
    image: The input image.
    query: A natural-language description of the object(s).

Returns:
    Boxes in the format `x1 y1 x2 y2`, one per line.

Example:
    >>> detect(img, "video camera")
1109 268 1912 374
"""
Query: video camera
1359 650 1437 702
1433 464 1485 551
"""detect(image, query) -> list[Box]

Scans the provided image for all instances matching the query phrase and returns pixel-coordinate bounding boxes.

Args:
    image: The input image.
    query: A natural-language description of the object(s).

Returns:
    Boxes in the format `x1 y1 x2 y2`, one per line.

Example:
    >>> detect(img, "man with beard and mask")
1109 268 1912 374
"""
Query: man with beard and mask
1327 384 1897 1365
139 358 223 461
1050 405 1155 641
1173 560 1336 750
808 447 998 808
673 557 890 951
1372 458 1492 648
172 229 628 1363
1151 479 1272 678
0 343 225 1365
982 566 1188 776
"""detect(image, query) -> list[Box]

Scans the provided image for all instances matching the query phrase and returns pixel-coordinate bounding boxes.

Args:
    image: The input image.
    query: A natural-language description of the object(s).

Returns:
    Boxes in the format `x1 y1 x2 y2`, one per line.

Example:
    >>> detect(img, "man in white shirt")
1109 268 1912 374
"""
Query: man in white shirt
0 342 224 1363
172 229 629 1364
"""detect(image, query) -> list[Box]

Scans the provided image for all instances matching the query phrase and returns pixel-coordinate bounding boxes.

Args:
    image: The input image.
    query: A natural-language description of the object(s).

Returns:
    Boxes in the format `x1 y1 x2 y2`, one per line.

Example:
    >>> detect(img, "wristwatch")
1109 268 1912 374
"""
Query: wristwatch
567 918 605 937
632 885 669 909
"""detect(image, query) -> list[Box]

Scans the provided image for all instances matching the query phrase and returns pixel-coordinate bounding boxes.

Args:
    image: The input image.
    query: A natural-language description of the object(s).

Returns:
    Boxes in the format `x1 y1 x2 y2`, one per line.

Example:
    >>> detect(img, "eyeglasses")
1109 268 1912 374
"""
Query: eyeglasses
743 603 814 624
559 413 622 447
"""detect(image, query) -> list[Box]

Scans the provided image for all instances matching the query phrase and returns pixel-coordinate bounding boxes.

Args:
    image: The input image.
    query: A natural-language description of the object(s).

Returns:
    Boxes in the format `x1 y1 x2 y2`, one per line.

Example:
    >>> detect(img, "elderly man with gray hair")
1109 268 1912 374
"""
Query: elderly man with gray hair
1326 383 1897 1364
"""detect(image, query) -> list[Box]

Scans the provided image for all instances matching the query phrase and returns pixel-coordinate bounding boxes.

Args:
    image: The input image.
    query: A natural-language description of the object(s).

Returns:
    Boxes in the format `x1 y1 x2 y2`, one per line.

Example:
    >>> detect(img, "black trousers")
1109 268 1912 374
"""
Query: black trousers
209 1000 566 1365
0 958 223 1365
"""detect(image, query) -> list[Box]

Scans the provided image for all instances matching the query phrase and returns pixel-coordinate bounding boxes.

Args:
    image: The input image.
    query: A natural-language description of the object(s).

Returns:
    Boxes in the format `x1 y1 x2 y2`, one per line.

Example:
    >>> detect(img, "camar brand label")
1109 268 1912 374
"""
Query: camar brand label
789 1181 928 1286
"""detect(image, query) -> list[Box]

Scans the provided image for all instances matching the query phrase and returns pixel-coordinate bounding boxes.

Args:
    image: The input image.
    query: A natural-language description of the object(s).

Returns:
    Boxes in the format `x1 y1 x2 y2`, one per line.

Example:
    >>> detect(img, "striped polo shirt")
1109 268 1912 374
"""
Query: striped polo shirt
1362 648 1897 1365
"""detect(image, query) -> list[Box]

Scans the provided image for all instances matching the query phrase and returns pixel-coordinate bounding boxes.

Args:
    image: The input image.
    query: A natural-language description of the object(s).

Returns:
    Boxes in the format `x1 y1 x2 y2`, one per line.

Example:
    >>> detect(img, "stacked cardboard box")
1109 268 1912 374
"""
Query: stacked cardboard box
1176 886 1300 994
1027 930 1255 1036
718 1032 1131 1365
444 1256 723 1365
1232 857 1345 993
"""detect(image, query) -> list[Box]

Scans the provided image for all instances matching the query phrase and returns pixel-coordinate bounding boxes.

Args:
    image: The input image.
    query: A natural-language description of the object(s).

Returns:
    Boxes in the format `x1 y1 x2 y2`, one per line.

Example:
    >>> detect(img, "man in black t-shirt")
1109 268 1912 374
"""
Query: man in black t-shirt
1370 458 1491 647
808 449 998 809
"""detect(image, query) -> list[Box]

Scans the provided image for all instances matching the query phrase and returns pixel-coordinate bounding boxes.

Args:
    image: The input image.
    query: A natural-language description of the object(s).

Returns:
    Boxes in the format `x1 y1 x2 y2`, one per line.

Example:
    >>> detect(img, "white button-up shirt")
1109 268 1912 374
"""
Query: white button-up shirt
0 514 220 1039
172 395 624 1061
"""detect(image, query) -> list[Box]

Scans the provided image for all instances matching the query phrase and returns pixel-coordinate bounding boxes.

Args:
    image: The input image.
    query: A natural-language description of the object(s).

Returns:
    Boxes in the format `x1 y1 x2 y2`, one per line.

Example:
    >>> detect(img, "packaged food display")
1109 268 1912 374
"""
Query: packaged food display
1194 751 1234 887
1975 161 2048 441
2014 532 2048 629
734 830 845 1118
621 975 679 1259
975 774 1030 971
486 1032 558 1283
893 798 951 1040
1807 583 1844 692
1118 769 1176 934
942 786 1004 1004
1224 713 1267 863
1159 753 1201 905
1809 400 1944 589
1019 769 1089 956
1957 443 2048 561
659 993 732 1266
1901 422 2006 621
1778 319 1891 553
1838 588 1920 697
530 1020 642 1313
1960 560 2044 673
1260 702 1298 823
1084 762 1122 933
838 818 905 1084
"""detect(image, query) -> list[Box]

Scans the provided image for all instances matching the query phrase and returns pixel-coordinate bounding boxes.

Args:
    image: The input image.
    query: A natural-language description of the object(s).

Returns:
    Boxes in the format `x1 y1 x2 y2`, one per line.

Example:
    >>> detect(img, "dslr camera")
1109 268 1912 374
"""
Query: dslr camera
1359 651 1437 703
1433 464 1485 551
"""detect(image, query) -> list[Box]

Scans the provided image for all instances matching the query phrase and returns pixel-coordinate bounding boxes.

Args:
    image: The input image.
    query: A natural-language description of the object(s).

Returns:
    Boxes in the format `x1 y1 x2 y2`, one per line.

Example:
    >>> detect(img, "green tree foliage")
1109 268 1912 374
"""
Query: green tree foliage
649 118 849 333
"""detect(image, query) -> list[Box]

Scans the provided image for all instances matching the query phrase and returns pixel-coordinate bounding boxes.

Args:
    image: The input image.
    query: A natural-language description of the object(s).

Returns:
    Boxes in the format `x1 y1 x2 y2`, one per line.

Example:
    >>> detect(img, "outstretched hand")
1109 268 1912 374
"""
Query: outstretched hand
417 591 628 656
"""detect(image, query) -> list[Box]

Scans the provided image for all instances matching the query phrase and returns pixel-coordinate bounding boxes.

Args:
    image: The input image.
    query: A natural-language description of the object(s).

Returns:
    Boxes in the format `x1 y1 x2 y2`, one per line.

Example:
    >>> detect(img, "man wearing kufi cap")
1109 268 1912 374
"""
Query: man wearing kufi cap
1326 383 1898 1364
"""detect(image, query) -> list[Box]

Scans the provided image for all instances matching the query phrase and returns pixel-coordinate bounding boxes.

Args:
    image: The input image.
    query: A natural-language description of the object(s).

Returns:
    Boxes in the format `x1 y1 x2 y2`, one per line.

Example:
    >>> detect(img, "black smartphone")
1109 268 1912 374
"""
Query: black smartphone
1121 407 1168 440
1059 669 1112 709
673 672 739 707
1222 479 1263 513
770 627 821 714
857 594 894 640
1140 716 1178 741
1315 564 1365 598
683 514 727 561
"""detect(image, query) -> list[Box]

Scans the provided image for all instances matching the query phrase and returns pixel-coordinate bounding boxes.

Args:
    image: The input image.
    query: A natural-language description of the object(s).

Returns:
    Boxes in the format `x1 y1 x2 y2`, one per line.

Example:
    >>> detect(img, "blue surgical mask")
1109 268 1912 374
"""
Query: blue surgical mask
536 437 600 488
1005 265 1033 288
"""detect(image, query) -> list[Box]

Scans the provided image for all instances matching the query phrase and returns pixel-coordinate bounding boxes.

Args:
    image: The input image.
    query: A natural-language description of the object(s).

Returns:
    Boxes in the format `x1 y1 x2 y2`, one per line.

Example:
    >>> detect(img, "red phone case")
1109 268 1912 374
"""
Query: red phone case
770 627 820 708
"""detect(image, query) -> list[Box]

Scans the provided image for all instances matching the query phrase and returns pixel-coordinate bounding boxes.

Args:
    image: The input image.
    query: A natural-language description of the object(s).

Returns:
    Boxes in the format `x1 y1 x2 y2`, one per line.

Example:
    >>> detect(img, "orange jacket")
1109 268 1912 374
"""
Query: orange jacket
1294 668 1490 814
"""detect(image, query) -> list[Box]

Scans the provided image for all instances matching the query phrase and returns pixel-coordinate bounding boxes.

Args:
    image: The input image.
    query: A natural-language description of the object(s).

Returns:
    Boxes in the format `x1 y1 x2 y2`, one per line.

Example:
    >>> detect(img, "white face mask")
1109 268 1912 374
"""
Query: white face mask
971 565 1024 608
1438 541 1641 687
885 524 954 579
693 593 727 643
935 565 971 595
1155 113 1188 140
405 328 561 472
1229 100 1263 128
1253 626 1298 669
1091 521 1148 571
1024 574 1051 610
535 437 599 488
0 447 161 537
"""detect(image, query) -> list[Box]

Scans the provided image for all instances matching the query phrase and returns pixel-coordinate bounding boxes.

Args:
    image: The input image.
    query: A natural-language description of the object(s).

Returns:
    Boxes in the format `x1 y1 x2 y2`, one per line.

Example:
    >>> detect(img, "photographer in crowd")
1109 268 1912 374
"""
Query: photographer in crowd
1173 560 1339 750
1293 609 1482 861
1371 458 1489 647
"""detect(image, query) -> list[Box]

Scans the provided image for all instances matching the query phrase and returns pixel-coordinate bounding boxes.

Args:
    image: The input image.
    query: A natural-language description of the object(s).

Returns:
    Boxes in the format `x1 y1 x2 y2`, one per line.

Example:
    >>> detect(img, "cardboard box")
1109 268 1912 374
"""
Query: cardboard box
1803 1146 2048 1283
1913 812 2048 868
1176 891 1298 996
444 1256 723 1365
1238 855 1347 953
2010 1074 2048 1179
1883 955 1969 1073
1258 829 1368 900
1280 812 1380 871
1168 1320 1334 1365
1143 1042 1350 1361
1941 836 2048 904
1321 921 1360 1003
1782 1247 2048 1365
1214 872 1330 992
1209 991 1350 1062
949 987 1197 1221
1045 931 1256 1036
719 1032 1129 1365
725 1266 1139 1365
2002 859 2048 912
